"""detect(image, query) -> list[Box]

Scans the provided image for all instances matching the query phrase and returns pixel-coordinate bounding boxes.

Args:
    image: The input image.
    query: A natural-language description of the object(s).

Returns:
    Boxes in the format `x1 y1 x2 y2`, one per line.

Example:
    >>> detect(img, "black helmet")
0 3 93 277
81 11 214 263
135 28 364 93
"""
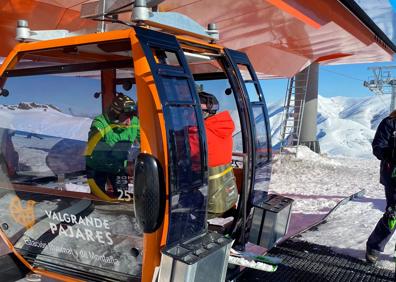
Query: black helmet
198 91 219 115
109 93 137 117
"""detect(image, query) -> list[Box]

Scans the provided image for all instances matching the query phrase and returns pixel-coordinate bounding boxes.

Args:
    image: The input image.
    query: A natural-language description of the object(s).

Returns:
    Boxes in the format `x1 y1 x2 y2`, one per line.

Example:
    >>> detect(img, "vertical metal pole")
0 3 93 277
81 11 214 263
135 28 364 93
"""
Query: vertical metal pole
97 0 108 33
101 69 116 112
298 62 320 153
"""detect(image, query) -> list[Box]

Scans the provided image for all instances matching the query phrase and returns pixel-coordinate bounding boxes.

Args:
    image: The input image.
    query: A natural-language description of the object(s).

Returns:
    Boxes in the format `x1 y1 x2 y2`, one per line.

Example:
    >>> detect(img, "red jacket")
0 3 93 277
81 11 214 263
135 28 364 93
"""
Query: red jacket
204 111 235 167
189 111 235 168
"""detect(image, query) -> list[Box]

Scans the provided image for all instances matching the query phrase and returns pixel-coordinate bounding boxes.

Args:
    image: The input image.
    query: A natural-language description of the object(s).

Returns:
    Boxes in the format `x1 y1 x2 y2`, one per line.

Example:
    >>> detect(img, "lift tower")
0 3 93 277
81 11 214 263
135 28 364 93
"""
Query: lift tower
363 66 396 113
279 62 320 154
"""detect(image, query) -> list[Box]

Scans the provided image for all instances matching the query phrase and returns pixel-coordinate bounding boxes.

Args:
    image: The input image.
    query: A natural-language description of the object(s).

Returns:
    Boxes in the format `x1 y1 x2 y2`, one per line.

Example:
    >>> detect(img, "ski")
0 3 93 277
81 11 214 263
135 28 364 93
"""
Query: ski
230 248 282 265
288 189 366 239
228 255 278 272
228 248 281 272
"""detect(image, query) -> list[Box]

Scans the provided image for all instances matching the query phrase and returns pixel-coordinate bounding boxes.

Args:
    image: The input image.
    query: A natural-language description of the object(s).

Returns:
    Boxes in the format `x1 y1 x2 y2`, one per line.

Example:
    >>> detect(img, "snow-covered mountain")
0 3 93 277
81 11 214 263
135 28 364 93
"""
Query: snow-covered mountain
1 96 391 159
269 95 391 159
0 102 92 141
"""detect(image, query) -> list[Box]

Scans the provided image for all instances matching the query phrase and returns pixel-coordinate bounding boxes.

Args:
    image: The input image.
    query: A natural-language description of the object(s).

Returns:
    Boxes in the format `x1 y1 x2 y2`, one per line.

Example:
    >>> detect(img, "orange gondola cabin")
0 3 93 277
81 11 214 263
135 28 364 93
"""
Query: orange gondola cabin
0 4 274 282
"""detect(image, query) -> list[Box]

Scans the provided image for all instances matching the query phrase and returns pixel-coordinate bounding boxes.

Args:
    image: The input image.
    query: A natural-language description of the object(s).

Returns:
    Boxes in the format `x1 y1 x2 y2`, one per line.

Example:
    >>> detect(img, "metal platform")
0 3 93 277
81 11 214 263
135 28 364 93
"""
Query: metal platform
238 238 395 282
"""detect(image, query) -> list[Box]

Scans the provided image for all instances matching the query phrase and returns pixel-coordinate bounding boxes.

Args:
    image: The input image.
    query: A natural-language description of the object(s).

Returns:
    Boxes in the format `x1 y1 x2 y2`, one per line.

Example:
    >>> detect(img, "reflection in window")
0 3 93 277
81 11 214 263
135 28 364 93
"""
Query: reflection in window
162 77 192 102
151 49 181 66
237 64 253 81
252 105 269 165
0 39 145 279
0 74 101 190
185 52 223 75
245 82 261 102
168 106 202 192
0 73 144 279
167 106 206 245
237 64 261 102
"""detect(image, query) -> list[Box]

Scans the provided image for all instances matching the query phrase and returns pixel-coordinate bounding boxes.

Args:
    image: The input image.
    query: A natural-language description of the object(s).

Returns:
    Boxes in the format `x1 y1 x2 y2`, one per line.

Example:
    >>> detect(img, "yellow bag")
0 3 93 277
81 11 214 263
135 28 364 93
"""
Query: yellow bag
208 164 238 215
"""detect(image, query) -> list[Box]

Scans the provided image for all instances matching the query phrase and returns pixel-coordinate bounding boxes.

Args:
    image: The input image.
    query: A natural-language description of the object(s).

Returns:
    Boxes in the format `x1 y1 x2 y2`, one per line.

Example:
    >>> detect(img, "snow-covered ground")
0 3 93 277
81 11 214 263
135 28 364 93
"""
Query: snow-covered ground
270 146 395 271
0 102 91 141
268 94 396 271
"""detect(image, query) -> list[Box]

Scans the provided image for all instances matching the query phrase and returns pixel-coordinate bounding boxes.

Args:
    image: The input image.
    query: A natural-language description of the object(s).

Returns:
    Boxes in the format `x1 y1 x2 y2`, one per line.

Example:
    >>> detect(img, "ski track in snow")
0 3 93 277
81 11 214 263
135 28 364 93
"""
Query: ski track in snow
270 146 395 271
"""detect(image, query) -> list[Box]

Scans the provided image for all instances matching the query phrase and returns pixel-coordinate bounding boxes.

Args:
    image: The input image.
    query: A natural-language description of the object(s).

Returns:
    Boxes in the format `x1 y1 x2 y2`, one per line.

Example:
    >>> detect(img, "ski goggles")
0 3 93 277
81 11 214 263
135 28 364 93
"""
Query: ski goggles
123 101 137 115
200 101 219 114
199 91 219 114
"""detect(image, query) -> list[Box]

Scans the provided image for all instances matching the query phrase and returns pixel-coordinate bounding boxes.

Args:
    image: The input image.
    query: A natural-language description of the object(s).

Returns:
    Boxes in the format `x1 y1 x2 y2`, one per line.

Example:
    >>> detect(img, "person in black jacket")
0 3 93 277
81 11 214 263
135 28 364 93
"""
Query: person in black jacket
366 110 396 264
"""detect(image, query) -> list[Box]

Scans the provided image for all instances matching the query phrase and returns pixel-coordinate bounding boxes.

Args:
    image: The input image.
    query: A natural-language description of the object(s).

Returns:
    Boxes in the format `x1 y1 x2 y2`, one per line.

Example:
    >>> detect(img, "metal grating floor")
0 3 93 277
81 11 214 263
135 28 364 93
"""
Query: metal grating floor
237 239 395 282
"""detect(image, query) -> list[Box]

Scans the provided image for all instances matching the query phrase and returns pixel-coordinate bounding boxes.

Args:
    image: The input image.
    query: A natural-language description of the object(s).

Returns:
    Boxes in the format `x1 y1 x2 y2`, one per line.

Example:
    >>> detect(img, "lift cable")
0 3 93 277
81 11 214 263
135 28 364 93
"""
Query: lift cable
321 69 364 82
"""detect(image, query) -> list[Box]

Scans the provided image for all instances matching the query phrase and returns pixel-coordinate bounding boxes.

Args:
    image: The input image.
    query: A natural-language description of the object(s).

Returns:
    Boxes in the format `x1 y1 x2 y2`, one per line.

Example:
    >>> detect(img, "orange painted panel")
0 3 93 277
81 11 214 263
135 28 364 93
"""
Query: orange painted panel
160 0 394 75
266 0 322 29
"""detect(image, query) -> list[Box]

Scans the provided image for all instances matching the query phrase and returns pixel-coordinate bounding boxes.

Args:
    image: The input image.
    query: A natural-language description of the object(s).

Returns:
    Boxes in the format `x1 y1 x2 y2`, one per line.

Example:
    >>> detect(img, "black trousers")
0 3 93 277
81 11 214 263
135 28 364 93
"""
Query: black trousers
367 184 396 252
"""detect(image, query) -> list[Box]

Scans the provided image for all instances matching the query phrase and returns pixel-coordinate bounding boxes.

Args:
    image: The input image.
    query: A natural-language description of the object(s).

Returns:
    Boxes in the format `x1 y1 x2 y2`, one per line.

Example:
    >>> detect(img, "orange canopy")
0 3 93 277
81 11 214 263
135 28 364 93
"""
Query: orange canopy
0 0 394 77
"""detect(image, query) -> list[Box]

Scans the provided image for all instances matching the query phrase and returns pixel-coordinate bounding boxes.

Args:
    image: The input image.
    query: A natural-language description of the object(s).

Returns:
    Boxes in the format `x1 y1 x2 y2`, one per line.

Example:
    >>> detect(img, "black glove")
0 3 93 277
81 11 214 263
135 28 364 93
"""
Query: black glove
382 148 395 163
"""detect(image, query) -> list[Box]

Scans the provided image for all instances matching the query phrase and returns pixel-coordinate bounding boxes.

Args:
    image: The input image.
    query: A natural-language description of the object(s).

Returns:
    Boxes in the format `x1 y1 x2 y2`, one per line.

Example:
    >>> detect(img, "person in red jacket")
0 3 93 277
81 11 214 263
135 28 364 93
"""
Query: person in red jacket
198 91 238 218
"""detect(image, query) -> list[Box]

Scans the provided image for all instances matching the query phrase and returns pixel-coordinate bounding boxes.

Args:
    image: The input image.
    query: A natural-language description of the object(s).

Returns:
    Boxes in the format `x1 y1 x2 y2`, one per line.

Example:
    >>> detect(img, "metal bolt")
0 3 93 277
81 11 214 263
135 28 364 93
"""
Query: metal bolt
206 23 219 43
17 19 28 28
135 0 147 7
207 23 217 31
1 223 9 230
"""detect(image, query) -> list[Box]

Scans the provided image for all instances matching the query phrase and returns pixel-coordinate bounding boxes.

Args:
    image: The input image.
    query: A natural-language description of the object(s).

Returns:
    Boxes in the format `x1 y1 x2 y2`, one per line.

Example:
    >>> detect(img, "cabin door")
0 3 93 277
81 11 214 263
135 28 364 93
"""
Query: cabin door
224 49 272 205
134 27 209 245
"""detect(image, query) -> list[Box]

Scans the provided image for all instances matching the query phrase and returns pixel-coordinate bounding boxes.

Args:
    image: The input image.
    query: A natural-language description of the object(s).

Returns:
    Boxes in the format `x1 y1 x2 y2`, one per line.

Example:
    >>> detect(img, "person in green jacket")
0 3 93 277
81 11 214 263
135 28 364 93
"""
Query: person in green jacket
85 93 139 199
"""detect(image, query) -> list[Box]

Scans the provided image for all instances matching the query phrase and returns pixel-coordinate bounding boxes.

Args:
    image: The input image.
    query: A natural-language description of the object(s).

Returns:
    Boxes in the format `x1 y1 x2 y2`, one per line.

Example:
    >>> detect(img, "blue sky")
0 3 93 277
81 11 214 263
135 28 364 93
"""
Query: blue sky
262 59 396 105
391 0 396 11
3 75 103 117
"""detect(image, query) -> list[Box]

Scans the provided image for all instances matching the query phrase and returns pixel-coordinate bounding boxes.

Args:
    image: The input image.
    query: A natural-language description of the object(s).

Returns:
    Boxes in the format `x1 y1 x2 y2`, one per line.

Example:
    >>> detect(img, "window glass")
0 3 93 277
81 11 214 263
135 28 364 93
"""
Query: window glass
0 68 143 278
1 74 101 182
245 82 261 102
167 106 207 244
146 41 208 245
237 64 260 102
237 64 253 81
151 49 181 66
116 79 137 101
162 76 193 102
195 79 243 153
185 52 223 75
168 106 202 192
252 103 271 204
252 105 269 165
